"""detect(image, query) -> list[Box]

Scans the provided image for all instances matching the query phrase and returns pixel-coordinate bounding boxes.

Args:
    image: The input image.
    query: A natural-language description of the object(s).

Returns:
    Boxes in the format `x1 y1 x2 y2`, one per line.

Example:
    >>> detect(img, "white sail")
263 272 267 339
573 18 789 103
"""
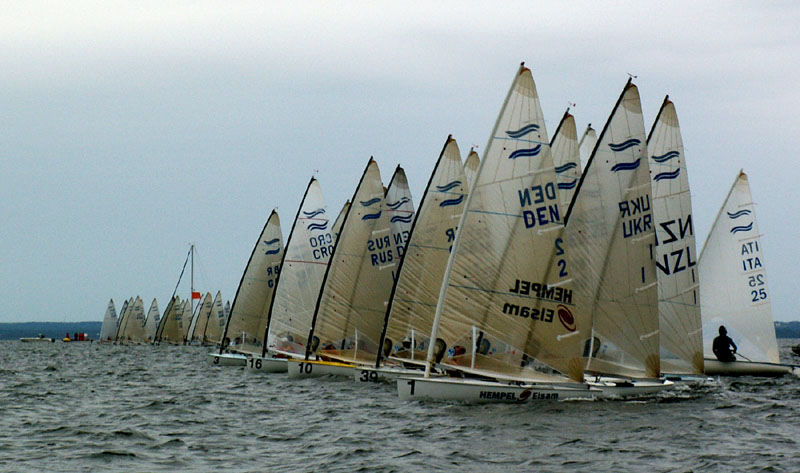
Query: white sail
205 291 226 345
222 211 283 354
265 178 336 358
224 301 231 319
428 64 585 382
550 110 581 210
566 80 660 378
308 159 399 364
189 293 213 342
384 167 415 272
99 299 117 341
699 171 778 363
578 124 597 171
120 296 147 343
114 297 135 341
155 295 183 344
382 136 467 366
647 97 703 374
463 148 480 192
115 299 129 333
144 298 160 342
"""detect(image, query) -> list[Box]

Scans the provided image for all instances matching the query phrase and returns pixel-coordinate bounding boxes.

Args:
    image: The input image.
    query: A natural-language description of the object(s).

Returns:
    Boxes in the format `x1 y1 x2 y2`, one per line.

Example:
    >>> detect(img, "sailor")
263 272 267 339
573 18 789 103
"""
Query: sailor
712 325 738 362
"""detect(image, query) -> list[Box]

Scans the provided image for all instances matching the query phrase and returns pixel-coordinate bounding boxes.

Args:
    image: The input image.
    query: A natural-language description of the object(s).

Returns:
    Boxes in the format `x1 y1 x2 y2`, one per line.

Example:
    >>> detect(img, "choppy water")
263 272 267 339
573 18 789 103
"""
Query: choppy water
2 340 800 472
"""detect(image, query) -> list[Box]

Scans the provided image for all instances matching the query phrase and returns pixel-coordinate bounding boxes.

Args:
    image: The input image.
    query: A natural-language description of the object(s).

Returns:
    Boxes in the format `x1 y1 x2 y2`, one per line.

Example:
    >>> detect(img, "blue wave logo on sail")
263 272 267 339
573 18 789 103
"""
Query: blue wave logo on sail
610 158 641 172
554 162 577 174
390 214 414 223
360 197 381 207
362 211 382 220
439 195 465 207
264 238 281 255
307 220 329 231
727 209 752 219
730 222 753 234
651 150 679 163
386 197 410 210
558 179 578 190
608 139 641 152
436 180 462 192
505 123 539 139
302 208 326 218
653 169 680 181
508 145 542 160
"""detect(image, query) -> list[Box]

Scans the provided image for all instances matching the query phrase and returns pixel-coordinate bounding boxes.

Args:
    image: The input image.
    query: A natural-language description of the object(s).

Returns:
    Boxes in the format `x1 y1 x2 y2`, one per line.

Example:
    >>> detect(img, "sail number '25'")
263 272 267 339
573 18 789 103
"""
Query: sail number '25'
748 273 767 302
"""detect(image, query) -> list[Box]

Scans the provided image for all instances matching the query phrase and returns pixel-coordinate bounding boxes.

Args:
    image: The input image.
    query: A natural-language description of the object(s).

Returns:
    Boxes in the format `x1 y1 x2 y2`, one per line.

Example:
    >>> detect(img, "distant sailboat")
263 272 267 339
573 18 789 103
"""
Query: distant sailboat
144 298 160 342
210 211 283 366
99 299 118 342
463 148 480 192
565 79 669 394
188 293 213 344
646 97 703 376
247 178 342 373
399 64 601 402
154 295 183 345
550 109 581 210
699 171 797 376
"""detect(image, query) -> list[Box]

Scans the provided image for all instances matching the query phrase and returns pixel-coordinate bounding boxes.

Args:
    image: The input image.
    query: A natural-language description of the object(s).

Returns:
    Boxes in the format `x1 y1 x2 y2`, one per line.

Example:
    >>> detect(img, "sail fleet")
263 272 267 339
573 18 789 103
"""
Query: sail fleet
98 63 797 402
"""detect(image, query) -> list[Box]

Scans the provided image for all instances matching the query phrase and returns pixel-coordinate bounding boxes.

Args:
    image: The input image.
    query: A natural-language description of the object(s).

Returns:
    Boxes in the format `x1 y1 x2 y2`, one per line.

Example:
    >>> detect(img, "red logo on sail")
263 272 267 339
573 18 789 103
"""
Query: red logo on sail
557 305 576 332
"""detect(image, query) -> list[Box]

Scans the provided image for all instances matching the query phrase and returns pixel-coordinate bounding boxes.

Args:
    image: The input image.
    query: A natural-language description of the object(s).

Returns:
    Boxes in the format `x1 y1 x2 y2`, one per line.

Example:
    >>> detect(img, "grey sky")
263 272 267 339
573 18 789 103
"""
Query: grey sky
2 1 799 322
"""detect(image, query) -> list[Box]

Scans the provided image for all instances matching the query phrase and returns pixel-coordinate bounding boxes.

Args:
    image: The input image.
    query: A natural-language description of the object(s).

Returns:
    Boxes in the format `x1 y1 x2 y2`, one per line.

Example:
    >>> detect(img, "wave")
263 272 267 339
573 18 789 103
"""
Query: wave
439 195 465 207
307 221 329 231
651 150 680 163
362 212 382 220
727 209 752 219
554 162 578 174
653 169 681 181
391 214 414 223
558 180 578 190
360 197 381 207
436 180 462 192
610 158 641 172
730 222 753 234
264 248 281 255
505 123 539 138
386 197 410 210
263 238 280 245
508 145 542 160
608 138 641 152
302 208 326 218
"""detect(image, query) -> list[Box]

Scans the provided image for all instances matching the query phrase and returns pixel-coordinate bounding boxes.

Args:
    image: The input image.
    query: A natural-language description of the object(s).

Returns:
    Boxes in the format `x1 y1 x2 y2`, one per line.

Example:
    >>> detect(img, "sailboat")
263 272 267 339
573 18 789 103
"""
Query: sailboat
699 171 798 376
202 291 225 346
117 296 147 344
246 179 342 373
564 79 671 393
463 148 480 192
399 64 602 402
113 297 134 343
98 299 118 342
646 97 704 377
188 292 213 344
209 211 283 366
550 109 581 210
289 159 407 378
361 136 467 383
144 298 160 343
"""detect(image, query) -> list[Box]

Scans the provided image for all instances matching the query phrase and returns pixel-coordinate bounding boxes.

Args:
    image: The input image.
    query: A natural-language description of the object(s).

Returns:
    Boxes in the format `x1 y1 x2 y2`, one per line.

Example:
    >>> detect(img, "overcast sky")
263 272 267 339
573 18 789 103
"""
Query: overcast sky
2 1 799 323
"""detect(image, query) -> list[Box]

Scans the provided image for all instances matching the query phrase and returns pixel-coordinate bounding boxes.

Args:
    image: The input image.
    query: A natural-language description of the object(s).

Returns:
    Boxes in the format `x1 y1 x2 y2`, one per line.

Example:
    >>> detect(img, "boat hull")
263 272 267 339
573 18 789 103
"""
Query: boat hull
585 377 674 397
703 358 797 376
397 376 600 403
245 356 288 373
208 352 248 367
20 337 55 343
286 359 355 379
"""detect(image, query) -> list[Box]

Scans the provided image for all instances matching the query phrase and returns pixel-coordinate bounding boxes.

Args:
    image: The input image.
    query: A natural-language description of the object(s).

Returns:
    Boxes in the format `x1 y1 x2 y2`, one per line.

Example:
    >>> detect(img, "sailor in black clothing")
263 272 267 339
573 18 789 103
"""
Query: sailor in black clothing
712 325 738 362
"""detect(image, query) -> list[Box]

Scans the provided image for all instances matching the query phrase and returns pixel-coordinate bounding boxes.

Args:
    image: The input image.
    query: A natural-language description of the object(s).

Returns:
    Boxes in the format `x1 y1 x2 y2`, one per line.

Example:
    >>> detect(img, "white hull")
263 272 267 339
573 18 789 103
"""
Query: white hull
208 352 248 367
584 377 674 397
703 358 798 377
397 376 601 403
245 355 289 373
20 337 55 343
353 365 425 384
286 359 355 379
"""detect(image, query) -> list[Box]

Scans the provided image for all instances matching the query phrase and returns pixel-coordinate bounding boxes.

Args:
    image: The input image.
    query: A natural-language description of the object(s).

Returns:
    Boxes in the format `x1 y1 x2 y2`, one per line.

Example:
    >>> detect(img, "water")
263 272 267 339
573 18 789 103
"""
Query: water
2 340 799 472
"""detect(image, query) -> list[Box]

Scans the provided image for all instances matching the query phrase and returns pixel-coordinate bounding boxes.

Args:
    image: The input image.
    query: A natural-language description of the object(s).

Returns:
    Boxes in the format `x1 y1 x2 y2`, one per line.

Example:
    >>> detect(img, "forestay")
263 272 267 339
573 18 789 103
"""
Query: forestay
565 80 660 379
647 97 703 374
381 136 467 367
550 110 581 210
221 211 283 355
429 64 585 382
698 171 779 363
